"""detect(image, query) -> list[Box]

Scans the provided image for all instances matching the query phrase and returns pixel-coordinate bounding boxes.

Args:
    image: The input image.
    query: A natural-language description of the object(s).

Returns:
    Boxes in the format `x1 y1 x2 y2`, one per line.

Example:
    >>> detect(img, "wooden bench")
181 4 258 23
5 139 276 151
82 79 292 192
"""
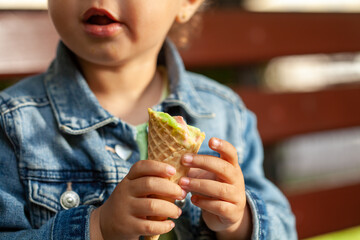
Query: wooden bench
1 9 360 239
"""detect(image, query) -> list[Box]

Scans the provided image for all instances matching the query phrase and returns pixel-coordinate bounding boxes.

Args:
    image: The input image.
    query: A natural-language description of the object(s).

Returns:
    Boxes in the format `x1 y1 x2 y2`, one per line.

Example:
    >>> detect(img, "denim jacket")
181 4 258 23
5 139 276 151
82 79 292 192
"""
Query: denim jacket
0 39 296 240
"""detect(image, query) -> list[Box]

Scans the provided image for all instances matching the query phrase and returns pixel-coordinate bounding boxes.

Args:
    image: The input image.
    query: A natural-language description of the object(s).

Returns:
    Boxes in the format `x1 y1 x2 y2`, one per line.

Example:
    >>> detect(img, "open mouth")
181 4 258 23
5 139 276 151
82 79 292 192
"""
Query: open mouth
86 14 116 25
83 8 119 25
82 8 122 37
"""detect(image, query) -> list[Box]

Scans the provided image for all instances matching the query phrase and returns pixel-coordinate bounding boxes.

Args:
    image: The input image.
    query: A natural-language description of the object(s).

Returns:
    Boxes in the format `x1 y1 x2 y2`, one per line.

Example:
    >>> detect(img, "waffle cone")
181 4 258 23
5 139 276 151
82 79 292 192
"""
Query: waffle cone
144 109 205 240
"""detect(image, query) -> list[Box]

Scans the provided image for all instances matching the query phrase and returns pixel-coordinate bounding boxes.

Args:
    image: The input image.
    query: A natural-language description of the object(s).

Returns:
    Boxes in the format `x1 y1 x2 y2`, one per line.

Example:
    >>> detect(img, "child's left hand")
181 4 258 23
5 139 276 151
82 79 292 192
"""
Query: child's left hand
179 137 252 240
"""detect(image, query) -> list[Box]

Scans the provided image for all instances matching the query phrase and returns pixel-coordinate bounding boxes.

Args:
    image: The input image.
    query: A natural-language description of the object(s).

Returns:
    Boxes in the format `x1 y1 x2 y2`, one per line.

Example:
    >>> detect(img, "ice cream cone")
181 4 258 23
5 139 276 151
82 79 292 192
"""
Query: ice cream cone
144 108 205 240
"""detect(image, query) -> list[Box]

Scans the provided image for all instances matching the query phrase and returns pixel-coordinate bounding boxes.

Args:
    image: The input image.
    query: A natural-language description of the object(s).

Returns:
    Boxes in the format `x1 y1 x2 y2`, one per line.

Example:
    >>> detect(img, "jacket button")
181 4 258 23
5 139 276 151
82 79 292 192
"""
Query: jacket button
60 190 80 210
115 143 132 161
175 199 186 209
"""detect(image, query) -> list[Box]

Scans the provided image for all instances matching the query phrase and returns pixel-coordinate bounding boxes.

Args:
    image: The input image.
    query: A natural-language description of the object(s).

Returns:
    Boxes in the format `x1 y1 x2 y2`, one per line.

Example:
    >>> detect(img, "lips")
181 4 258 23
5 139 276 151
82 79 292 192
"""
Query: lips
83 8 118 24
82 8 122 37
86 15 115 25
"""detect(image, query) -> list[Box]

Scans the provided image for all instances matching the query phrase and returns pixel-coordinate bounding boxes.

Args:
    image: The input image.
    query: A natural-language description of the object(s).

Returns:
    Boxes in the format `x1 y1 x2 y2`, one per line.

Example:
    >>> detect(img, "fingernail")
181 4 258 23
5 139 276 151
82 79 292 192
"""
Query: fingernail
182 154 193 166
166 166 176 175
212 138 221 148
179 177 190 186
178 208 182 217
182 189 187 198
176 189 187 200
170 221 175 228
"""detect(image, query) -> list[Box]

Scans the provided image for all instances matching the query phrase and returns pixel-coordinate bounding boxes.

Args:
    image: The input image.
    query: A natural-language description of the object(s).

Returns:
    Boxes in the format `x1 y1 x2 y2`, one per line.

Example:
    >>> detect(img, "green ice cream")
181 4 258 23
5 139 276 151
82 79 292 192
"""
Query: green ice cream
148 108 205 149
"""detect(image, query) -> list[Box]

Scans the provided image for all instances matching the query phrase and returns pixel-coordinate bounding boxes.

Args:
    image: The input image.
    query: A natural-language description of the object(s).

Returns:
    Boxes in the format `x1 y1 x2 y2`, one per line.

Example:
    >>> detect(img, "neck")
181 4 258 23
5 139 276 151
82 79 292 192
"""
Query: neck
81 57 157 95
77 57 164 125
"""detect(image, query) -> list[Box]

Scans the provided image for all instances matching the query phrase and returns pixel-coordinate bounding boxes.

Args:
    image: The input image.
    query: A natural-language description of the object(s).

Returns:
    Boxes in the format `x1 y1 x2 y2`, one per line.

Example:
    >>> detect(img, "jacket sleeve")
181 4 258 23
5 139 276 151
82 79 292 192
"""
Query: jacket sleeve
239 108 297 240
0 110 93 240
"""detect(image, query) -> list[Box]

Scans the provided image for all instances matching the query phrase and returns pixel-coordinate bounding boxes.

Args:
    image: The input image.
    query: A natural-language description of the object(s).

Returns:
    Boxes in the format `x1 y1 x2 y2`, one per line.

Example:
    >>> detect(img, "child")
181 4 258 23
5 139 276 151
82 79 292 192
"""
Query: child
0 0 297 239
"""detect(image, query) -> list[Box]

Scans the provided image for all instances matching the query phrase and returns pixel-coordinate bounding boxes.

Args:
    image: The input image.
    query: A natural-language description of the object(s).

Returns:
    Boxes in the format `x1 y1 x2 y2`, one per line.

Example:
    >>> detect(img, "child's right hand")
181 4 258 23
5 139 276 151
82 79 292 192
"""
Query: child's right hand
90 160 186 240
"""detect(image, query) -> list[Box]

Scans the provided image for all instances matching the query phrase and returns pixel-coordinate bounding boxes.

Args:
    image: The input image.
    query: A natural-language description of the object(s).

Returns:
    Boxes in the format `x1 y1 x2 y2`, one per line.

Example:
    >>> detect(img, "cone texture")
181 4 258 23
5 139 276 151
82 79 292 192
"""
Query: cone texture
145 109 205 240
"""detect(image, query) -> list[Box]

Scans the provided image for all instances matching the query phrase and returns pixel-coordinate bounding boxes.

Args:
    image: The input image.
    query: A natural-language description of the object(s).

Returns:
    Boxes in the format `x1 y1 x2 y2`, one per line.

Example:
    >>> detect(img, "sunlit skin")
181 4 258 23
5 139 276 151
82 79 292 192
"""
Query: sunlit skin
47 0 252 239
180 138 252 240
48 0 189 125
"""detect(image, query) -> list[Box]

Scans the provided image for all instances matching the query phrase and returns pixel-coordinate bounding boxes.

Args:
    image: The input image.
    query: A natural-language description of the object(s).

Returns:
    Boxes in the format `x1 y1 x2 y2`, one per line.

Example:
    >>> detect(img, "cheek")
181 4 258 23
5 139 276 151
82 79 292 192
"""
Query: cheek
129 4 178 37
48 3 84 53
135 13 177 43
48 1 67 23
48 1 80 37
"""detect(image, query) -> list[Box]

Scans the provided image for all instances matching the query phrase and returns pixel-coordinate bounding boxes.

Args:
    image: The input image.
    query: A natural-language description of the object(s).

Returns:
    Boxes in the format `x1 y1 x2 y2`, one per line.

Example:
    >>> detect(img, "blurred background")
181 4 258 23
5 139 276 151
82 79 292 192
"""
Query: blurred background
1 1 360 239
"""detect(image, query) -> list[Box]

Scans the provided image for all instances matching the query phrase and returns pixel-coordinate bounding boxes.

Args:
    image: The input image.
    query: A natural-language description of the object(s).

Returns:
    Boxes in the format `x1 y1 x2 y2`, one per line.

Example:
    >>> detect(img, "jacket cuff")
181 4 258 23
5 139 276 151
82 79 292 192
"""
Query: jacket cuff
52 205 94 240
245 189 268 240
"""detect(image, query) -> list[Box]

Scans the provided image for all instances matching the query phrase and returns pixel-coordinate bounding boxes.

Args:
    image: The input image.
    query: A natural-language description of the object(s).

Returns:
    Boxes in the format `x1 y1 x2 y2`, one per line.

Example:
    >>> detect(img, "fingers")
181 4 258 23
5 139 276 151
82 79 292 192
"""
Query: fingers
127 160 177 180
209 137 239 166
126 216 176 237
179 177 241 204
131 198 182 219
191 195 242 225
182 153 238 184
99 159 183 239
137 219 175 237
130 176 186 200
182 137 242 184
125 160 186 201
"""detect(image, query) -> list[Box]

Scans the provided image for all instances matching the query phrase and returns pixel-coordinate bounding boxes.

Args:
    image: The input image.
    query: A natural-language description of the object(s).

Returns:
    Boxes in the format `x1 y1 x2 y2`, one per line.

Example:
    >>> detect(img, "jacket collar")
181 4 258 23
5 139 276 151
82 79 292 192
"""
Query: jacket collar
161 39 214 119
44 40 213 135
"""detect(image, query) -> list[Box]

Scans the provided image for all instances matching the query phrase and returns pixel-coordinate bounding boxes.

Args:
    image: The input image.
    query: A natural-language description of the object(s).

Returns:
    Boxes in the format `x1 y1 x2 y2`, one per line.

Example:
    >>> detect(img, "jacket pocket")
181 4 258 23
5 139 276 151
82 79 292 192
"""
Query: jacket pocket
28 178 105 228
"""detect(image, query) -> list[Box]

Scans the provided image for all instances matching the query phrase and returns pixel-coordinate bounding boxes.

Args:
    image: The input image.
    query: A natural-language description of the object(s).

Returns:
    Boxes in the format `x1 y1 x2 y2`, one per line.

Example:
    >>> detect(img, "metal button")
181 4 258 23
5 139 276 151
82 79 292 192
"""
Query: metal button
115 143 132 161
175 199 186 209
60 190 80 210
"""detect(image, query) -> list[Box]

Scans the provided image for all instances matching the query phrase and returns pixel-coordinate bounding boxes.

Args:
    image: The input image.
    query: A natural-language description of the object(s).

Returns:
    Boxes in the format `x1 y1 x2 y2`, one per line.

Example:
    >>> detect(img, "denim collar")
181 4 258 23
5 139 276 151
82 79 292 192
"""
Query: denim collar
44 39 213 135
160 40 214 119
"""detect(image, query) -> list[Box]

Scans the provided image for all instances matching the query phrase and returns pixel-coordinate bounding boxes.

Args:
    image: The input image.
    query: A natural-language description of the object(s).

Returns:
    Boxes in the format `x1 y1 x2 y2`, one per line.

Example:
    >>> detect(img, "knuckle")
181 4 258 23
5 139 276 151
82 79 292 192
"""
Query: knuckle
174 185 183 197
146 199 157 213
235 190 244 204
143 178 155 190
132 160 143 170
233 194 241 204
219 185 230 198
195 154 207 166
127 161 142 177
193 179 202 190
143 222 156 235
217 203 231 216
219 162 228 175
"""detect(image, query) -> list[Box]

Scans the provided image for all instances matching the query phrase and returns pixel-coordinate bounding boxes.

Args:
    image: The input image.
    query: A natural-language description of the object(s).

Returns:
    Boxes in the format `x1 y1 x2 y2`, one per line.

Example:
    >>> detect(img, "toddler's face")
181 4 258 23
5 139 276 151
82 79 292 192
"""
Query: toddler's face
47 0 188 67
